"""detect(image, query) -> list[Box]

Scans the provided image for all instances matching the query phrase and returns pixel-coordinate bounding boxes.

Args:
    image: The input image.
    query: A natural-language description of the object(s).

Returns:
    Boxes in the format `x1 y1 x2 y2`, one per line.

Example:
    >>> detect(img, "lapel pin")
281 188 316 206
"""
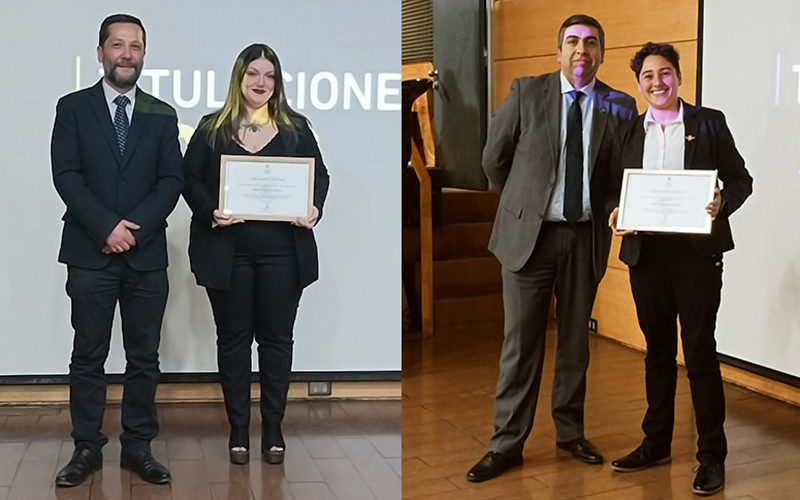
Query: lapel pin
686 135 696 142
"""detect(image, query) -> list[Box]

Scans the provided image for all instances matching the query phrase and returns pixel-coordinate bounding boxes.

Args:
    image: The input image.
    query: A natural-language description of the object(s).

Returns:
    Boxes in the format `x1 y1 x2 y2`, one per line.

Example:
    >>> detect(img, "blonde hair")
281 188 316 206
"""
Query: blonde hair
207 43 308 148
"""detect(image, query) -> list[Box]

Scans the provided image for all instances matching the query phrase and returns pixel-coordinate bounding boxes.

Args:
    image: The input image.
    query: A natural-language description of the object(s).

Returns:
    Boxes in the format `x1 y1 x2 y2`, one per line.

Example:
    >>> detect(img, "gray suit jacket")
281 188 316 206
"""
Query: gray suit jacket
483 71 637 282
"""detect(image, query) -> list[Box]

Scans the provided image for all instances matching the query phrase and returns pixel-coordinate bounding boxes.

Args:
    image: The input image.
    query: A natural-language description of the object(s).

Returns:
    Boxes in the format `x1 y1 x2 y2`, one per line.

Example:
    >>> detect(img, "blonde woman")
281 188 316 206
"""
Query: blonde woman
182 43 330 465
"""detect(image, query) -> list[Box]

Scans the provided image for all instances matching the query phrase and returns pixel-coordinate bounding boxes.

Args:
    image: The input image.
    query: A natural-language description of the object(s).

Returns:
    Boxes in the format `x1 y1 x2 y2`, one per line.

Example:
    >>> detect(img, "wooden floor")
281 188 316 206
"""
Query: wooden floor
0 401 400 500
402 325 800 500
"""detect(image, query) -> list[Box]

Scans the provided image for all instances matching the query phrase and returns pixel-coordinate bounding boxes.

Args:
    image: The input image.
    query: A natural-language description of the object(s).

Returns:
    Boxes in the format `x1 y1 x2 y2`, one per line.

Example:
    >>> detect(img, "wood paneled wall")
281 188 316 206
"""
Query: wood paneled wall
492 0 698 112
492 0 800 407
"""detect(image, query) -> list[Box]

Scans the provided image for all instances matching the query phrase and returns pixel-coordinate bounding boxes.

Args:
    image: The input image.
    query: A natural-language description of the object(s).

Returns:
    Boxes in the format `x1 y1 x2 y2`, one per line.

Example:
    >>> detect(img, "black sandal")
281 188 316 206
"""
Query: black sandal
261 424 285 464
261 445 285 464
229 426 250 465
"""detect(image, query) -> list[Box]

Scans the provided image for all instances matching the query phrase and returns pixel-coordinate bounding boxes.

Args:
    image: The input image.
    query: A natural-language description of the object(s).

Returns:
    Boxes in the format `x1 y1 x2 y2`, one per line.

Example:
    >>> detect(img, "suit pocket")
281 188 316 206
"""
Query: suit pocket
499 195 523 219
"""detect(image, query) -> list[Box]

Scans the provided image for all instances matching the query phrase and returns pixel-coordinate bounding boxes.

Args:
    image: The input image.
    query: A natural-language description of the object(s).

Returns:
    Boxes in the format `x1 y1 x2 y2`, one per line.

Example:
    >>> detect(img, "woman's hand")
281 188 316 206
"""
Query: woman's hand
213 209 244 227
608 207 637 237
292 206 319 229
706 188 722 221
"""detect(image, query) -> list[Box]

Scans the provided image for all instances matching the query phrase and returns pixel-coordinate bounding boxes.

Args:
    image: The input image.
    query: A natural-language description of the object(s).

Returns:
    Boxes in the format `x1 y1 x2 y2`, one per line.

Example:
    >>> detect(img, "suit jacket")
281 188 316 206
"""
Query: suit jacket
51 80 184 271
483 71 638 281
609 101 753 267
182 114 331 290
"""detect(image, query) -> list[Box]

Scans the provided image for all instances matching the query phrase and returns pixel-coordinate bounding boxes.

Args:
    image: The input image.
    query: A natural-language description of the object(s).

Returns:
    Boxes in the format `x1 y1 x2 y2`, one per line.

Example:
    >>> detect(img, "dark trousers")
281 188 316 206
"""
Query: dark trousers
66 258 168 454
490 221 596 456
206 251 301 447
629 235 727 464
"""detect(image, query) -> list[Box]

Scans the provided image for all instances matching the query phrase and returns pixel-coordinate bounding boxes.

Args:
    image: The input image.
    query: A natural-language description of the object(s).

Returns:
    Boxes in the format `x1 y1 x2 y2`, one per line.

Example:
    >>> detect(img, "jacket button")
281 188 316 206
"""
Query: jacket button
715 262 721 267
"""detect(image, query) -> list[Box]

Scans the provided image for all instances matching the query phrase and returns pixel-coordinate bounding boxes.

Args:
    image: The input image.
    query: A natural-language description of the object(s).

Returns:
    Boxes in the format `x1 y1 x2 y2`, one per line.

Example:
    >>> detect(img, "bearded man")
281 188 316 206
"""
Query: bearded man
50 13 183 487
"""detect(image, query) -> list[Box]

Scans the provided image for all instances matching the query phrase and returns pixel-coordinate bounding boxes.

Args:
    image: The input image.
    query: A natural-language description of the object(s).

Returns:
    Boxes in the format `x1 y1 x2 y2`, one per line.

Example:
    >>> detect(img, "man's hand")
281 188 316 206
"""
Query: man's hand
608 207 637 237
292 206 319 229
213 209 245 227
706 188 722 221
104 220 140 253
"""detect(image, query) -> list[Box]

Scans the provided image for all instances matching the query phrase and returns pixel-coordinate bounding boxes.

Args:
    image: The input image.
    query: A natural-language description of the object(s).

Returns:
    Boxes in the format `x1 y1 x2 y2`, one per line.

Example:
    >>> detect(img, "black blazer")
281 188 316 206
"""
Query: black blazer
609 100 753 267
50 80 184 271
182 114 331 290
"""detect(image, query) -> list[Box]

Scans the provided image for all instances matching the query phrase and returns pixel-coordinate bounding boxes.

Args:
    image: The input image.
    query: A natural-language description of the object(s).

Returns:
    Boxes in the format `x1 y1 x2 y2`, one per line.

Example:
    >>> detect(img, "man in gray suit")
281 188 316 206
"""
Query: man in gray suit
467 14 637 482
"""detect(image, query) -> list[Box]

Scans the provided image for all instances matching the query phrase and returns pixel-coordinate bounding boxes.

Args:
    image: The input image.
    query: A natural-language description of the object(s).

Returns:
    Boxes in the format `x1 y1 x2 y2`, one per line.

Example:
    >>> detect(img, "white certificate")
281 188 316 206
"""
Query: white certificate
219 155 315 221
617 169 717 234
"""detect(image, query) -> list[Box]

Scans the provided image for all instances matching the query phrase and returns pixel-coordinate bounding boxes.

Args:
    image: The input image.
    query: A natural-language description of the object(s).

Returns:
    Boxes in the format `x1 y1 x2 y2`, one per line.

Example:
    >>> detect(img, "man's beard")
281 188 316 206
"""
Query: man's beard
103 59 142 88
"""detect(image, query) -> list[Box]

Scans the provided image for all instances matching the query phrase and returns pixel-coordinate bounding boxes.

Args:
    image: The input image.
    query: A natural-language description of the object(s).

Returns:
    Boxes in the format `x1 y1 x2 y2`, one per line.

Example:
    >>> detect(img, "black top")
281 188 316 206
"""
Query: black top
225 133 295 257
182 114 331 290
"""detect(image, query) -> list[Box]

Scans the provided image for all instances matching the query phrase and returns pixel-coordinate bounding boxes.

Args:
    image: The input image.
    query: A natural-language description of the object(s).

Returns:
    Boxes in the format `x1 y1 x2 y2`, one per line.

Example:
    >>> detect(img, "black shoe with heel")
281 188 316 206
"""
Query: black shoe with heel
228 426 250 465
261 423 286 464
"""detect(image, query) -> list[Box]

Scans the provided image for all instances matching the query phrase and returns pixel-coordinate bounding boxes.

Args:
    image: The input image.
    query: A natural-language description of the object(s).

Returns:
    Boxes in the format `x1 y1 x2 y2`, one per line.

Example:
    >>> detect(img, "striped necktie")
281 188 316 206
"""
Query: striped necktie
113 94 130 154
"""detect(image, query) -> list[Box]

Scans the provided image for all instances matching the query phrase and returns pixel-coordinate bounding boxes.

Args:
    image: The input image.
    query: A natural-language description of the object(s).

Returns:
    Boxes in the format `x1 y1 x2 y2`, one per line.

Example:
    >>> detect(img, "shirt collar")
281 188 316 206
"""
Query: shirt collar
644 101 684 129
559 71 596 99
102 79 137 109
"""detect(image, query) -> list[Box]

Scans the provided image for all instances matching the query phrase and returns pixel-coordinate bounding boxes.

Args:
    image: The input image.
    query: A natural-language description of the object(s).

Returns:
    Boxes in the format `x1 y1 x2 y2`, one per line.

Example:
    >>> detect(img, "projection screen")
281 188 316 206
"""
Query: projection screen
702 0 800 382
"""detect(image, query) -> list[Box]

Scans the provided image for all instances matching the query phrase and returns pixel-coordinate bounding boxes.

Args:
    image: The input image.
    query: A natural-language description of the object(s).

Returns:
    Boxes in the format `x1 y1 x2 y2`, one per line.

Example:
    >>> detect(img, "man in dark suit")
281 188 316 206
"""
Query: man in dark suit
467 15 638 482
608 42 752 496
50 14 183 487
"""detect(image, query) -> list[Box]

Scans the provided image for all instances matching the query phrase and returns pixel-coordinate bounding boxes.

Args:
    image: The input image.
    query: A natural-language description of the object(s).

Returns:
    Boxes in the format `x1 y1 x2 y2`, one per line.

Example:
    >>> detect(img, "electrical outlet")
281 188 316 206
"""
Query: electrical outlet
308 381 332 397
588 318 598 333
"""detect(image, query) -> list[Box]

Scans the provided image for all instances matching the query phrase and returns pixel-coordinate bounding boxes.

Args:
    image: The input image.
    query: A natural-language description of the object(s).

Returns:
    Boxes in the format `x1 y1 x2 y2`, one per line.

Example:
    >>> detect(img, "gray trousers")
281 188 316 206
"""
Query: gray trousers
489 221 597 456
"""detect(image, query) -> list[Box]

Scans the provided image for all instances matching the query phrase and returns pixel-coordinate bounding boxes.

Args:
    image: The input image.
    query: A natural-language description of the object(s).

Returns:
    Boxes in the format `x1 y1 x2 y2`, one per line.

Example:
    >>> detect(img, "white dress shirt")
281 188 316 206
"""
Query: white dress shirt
545 72 595 222
102 79 136 124
642 103 685 170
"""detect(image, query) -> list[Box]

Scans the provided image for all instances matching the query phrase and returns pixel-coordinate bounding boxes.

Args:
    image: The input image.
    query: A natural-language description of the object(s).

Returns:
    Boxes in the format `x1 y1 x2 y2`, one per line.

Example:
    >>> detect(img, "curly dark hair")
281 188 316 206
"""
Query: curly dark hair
630 42 681 80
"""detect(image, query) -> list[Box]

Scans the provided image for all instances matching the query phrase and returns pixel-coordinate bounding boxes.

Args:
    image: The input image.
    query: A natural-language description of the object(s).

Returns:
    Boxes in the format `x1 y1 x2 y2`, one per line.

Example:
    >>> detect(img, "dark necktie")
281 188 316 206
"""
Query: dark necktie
113 94 130 154
564 90 584 224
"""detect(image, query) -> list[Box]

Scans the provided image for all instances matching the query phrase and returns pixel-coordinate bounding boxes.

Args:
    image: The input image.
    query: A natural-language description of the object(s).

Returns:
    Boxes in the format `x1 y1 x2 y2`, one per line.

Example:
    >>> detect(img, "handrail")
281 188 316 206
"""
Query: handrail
402 63 435 337
410 157 433 337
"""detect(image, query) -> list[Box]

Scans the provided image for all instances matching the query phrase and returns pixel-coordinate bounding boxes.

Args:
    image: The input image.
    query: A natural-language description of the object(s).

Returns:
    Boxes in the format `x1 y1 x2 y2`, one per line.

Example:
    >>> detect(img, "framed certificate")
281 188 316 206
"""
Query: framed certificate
219 155 315 221
617 169 718 234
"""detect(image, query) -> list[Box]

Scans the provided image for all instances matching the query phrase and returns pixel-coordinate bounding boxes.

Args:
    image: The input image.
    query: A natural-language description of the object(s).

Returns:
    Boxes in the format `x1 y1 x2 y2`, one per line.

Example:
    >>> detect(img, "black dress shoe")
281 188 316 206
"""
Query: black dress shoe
611 444 671 472
120 450 171 484
556 437 604 464
466 451 523 482
693 462 724 496
55 448 103 487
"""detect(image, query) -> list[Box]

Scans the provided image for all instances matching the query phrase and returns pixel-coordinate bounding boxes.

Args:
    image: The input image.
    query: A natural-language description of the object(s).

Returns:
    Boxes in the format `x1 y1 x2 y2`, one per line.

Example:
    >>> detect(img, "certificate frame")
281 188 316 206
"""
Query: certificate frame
617 169 718 234
218 154 315 222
